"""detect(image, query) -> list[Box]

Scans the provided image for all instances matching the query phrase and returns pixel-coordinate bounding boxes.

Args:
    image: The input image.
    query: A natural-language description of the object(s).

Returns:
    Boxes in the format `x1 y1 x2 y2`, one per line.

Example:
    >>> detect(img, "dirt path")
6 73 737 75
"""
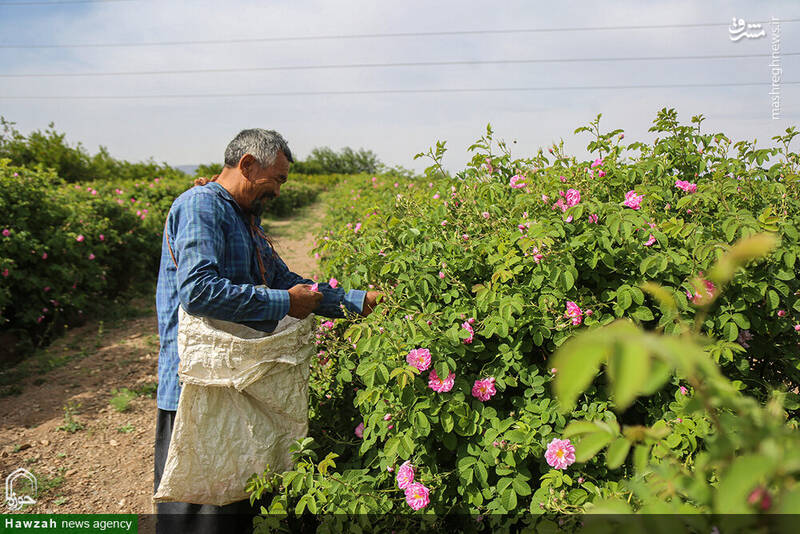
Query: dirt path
0 200 327 514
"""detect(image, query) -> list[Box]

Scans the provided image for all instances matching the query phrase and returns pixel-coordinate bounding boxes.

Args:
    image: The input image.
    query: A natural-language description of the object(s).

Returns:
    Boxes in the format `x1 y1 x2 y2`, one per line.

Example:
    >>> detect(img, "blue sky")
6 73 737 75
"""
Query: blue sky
0 0 798 172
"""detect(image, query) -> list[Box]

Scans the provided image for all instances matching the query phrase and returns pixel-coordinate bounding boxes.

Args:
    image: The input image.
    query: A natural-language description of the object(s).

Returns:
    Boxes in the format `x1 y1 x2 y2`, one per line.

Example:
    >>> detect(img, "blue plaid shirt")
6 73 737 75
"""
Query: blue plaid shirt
155 181 365 411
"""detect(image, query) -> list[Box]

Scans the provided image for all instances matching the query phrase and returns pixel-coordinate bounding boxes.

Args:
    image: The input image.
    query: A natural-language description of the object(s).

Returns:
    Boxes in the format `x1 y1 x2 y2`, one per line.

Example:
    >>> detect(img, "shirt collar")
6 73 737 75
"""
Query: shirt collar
205 181 262 225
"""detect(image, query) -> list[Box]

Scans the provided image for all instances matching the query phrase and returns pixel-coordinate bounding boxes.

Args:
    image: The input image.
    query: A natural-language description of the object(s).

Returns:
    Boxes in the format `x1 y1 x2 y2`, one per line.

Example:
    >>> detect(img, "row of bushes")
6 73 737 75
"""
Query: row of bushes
0 153 360 361
246 109 800 524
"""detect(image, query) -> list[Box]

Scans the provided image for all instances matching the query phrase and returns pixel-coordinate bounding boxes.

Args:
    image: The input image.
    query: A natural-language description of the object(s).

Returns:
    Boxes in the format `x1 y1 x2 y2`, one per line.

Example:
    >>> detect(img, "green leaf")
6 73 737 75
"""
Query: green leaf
414 412 430 436
731 313 750 329
552 332 612 412
435 361 450 381
561 270 575 291
500 488 518 511
512 478 532 496
441 412 454 433
563 420 605 438
606 438 631 469
617 290 632 311
716 455 777 513
631 306 654 321
607 340 650 411
575 431 614 462
722 322 739 342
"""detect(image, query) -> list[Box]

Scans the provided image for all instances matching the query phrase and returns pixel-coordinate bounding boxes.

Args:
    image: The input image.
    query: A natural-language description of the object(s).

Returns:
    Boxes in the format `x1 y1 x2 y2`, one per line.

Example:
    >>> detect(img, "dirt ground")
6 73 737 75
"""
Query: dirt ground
0 201 326 514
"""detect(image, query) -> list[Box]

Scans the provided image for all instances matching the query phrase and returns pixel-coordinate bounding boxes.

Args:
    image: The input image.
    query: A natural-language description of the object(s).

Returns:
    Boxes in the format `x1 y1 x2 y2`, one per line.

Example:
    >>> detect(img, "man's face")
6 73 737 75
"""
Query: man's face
245 152 289 216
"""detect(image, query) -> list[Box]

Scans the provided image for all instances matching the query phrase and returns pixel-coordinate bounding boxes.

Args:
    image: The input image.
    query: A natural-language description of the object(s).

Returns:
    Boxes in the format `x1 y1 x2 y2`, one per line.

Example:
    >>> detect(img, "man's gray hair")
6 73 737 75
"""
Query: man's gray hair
223 128 294 168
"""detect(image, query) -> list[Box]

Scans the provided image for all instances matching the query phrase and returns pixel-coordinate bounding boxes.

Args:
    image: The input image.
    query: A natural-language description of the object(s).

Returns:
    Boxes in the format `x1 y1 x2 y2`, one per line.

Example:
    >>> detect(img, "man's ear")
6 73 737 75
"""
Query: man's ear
239 154 256 179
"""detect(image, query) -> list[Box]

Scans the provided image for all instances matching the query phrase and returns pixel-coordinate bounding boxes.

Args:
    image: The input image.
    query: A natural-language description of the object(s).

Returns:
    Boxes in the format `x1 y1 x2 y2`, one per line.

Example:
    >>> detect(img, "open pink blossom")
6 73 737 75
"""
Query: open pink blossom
1 229 9 237
509 175 527 189
545 438 576 470
644 234 656 247
591 158 604 168
680 386 688 395
310 283 319 292
598 170 606 178
588 214 599 224
623 191 643 210
461 321 474 344
76 234 85 242
565 301 583 326
675 180 697 193
565 188 581 207
396 460 415 489
428 369 455 392
406 348 432 371
551 198 567 213
482 212 490 219
88 253 95 260
404 482 430 510
777 309 786 317
471 377 496 401
328 278 338 288
354 422 364 438
686 274 716 304
794 324 800 332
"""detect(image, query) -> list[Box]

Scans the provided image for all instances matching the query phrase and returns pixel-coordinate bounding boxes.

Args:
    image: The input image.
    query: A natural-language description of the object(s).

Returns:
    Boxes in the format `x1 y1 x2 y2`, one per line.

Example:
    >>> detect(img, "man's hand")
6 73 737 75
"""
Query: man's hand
361 291 383 317
288 284 324 319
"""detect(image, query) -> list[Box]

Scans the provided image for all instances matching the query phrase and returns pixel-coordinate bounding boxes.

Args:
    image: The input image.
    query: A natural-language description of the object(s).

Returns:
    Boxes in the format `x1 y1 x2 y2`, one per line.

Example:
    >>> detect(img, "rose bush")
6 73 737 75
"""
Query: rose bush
247 109 799 528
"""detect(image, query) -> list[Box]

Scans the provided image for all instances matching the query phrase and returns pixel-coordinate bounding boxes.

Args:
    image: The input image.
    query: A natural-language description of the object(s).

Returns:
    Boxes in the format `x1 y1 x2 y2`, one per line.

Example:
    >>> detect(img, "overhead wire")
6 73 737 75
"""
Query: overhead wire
0 51 794 78
1 80 796 100
0 18 795 48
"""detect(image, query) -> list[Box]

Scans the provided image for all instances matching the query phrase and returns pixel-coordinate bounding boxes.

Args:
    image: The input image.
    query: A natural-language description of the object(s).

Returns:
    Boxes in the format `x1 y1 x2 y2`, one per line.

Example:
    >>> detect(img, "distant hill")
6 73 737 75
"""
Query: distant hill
175 164 200 175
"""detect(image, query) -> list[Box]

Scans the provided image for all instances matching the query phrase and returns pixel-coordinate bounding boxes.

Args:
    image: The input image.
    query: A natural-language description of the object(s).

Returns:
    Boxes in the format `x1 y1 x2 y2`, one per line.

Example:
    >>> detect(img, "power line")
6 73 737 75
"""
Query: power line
0 0 134 5
0 18 795 48
1 52 793 78
1 80 796 100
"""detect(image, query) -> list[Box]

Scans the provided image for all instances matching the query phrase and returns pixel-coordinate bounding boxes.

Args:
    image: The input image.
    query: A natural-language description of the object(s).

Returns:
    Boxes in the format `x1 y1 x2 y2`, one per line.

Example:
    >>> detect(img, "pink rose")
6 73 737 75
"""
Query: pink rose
622 191 643 210
565 301 583 326
404 482 430 510
406 348 432 371
428 369 455 393
509 175 527 189
471 377 496 401
354 422 364 438
396 460 415 490
545 438 576 470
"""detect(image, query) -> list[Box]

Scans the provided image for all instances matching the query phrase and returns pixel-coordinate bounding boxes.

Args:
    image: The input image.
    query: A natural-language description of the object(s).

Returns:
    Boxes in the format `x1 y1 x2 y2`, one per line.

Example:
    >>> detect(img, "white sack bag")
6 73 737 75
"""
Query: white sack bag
154 306 315 506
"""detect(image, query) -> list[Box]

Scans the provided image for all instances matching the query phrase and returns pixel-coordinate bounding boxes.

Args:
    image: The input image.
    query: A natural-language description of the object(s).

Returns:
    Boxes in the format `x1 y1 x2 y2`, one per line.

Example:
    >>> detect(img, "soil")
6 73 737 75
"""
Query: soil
0 200 326 514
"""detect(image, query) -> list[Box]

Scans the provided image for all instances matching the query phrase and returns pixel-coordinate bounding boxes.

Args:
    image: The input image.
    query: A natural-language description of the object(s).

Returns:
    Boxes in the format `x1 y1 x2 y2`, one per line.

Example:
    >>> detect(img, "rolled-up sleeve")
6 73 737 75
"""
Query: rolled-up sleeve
172 193 290 321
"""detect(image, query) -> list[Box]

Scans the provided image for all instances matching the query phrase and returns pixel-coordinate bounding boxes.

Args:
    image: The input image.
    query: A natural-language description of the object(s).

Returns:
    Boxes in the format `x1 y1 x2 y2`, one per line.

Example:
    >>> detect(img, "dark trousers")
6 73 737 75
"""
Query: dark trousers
153 408 259 534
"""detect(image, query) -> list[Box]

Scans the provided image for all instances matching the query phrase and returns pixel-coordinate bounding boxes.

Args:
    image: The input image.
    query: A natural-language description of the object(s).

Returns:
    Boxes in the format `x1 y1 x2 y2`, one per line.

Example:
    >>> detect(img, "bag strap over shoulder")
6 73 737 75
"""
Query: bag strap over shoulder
163 175 269 287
